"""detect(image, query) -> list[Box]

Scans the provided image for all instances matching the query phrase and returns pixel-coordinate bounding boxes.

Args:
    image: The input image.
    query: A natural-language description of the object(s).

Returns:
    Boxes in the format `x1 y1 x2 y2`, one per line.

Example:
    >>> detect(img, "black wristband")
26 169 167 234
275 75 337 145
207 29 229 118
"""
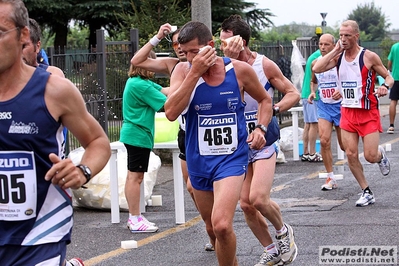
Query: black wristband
255 124 267 133
382 83 389 89
77 164 92 185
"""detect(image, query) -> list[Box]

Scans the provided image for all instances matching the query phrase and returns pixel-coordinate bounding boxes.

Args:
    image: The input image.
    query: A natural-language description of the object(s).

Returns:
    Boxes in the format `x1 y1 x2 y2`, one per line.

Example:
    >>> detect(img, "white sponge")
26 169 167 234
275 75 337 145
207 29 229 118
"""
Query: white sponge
318 173 343 180
121 240 137 249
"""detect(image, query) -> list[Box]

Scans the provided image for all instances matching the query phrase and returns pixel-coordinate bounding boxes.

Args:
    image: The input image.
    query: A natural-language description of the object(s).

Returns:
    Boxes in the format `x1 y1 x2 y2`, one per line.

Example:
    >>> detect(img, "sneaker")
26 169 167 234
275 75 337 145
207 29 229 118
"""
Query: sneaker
301 154 309 161
204 243 215 251
127 217 158 233
387 126 394 134
68 258 84 266
276 223 298 264
356 191 375 207
378 145 390 176
308 153 323 162
321 177 338 190
254 250 283 266
140 215 156 226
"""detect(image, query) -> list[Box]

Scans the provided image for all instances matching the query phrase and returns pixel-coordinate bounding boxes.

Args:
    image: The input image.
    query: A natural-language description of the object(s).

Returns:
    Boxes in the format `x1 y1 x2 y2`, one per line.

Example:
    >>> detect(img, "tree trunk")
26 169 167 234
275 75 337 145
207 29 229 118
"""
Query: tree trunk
53 22 68 52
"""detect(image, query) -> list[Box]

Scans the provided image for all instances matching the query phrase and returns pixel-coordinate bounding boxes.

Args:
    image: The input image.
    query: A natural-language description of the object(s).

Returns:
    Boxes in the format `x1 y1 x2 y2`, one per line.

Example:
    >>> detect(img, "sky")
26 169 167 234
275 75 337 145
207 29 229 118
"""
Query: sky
252 0 398 30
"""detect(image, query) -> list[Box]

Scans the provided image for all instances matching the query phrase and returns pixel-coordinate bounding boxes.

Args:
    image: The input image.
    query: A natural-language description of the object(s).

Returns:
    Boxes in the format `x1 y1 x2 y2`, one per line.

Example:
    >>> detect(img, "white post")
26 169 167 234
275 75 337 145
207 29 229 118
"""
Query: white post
110 149 120 223
173 150 185 224
288 107 302 161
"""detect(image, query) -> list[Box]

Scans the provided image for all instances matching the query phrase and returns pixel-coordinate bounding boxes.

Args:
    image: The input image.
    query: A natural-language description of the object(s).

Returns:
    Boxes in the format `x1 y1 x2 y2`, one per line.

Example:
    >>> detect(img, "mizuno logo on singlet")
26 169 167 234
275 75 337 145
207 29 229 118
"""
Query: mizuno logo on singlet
341 81 357 88
320 82 337 88
245 112 257 120
200 116 235 126
0 112 12 119
0 158 30 168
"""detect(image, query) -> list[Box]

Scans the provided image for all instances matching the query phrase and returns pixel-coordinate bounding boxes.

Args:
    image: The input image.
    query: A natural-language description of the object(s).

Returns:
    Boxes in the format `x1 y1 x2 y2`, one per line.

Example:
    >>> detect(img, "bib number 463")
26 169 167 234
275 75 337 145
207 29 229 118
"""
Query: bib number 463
204 127 233 146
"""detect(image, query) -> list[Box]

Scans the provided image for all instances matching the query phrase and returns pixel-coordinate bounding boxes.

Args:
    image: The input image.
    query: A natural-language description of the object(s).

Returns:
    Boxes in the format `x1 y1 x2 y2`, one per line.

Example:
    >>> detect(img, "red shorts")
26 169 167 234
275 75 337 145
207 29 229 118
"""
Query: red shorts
340 107 382 137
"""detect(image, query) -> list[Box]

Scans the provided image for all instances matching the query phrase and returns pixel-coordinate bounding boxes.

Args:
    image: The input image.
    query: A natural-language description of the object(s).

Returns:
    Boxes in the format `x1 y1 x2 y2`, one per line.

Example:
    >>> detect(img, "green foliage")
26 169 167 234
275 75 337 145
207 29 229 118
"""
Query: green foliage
25 0 276 48
73 0 132 44
260 28 298 42
210 0 275 38
379 38 396 67
40 23 89 49
24 0 75 26
67 24 90 48
347 2 390 41
259 23 340 42
40 27 55 49
25 0 131 47
114 0 190 47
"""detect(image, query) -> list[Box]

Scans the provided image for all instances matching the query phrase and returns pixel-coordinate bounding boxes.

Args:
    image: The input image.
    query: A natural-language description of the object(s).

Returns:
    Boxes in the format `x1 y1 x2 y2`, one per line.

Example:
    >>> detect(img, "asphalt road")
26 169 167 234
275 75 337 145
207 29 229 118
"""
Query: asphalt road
67 105 399 266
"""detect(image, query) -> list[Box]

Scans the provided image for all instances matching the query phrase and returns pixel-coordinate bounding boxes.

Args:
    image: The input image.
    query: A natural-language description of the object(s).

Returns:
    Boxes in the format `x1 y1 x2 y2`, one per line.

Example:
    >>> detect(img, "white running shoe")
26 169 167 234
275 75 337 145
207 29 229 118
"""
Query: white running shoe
254 250 283 265
321 177 338 190
276 223 298 264
378 145 390 176
301 154 309 161
355 191 375 207
308 153 323 162
140 214 156 226
204 243 215 251
127 217 158 233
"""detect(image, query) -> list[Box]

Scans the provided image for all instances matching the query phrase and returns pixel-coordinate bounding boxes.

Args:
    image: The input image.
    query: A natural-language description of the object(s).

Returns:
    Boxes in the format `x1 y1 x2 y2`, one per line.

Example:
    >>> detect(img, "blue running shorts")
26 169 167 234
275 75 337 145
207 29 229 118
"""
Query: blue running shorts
316 100 342 127
302 99 318 123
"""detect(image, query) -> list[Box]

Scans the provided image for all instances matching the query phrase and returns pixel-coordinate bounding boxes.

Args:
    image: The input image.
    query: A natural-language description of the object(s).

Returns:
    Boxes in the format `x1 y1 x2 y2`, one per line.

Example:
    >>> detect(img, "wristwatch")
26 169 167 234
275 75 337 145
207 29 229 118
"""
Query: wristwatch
255 124 268 133
273 106 280 116
77 164 92 184
382 83 390 89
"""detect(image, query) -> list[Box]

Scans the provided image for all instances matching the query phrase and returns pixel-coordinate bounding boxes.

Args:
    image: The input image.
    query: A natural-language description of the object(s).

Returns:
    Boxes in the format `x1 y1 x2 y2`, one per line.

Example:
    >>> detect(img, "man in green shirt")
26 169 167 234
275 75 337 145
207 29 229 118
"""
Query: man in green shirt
301 49 322 161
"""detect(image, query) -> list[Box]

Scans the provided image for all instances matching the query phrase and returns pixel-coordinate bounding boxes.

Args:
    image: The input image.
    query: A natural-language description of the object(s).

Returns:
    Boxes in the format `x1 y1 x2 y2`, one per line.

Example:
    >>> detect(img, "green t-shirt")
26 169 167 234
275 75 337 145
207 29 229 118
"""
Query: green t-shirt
120 76 166 149
301 50 321 99
388 42 399 81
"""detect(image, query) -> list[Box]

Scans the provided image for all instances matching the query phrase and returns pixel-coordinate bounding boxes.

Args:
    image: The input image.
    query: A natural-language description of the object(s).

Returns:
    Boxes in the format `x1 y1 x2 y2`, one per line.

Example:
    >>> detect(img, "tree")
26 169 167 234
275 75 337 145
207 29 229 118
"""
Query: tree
114 0 191 47
24 0 75 48
67 24 90 48
210 0 275 39
74 0 132 48
347 2 391 41
379 38 396 67
25 0 276 48
260 25 301 42
25 0 131 49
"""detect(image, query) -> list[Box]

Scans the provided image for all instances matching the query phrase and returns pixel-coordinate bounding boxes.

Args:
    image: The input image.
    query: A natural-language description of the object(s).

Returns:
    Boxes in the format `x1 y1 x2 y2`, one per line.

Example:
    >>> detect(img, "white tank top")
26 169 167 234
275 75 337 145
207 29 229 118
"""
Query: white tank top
315 56 341 104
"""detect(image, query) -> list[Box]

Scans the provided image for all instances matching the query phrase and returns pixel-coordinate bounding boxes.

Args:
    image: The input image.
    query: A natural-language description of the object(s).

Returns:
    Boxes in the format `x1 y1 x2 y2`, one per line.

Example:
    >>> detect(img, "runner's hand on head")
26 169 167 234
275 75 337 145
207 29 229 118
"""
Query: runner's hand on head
192 45 217 75
221 35 243 59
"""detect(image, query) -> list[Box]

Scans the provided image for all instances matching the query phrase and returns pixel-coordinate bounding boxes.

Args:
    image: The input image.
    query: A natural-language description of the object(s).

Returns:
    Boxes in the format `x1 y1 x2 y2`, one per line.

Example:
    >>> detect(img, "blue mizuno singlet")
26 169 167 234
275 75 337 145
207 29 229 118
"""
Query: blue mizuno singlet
0 68 71 246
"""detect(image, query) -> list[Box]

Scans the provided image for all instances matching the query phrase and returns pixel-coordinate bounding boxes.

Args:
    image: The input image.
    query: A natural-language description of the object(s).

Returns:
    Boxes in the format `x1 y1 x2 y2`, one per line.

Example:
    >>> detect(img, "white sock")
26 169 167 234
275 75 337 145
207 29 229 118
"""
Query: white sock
328 172 336 180
129 214 141 223
265 243 278 254
276 224 287 236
